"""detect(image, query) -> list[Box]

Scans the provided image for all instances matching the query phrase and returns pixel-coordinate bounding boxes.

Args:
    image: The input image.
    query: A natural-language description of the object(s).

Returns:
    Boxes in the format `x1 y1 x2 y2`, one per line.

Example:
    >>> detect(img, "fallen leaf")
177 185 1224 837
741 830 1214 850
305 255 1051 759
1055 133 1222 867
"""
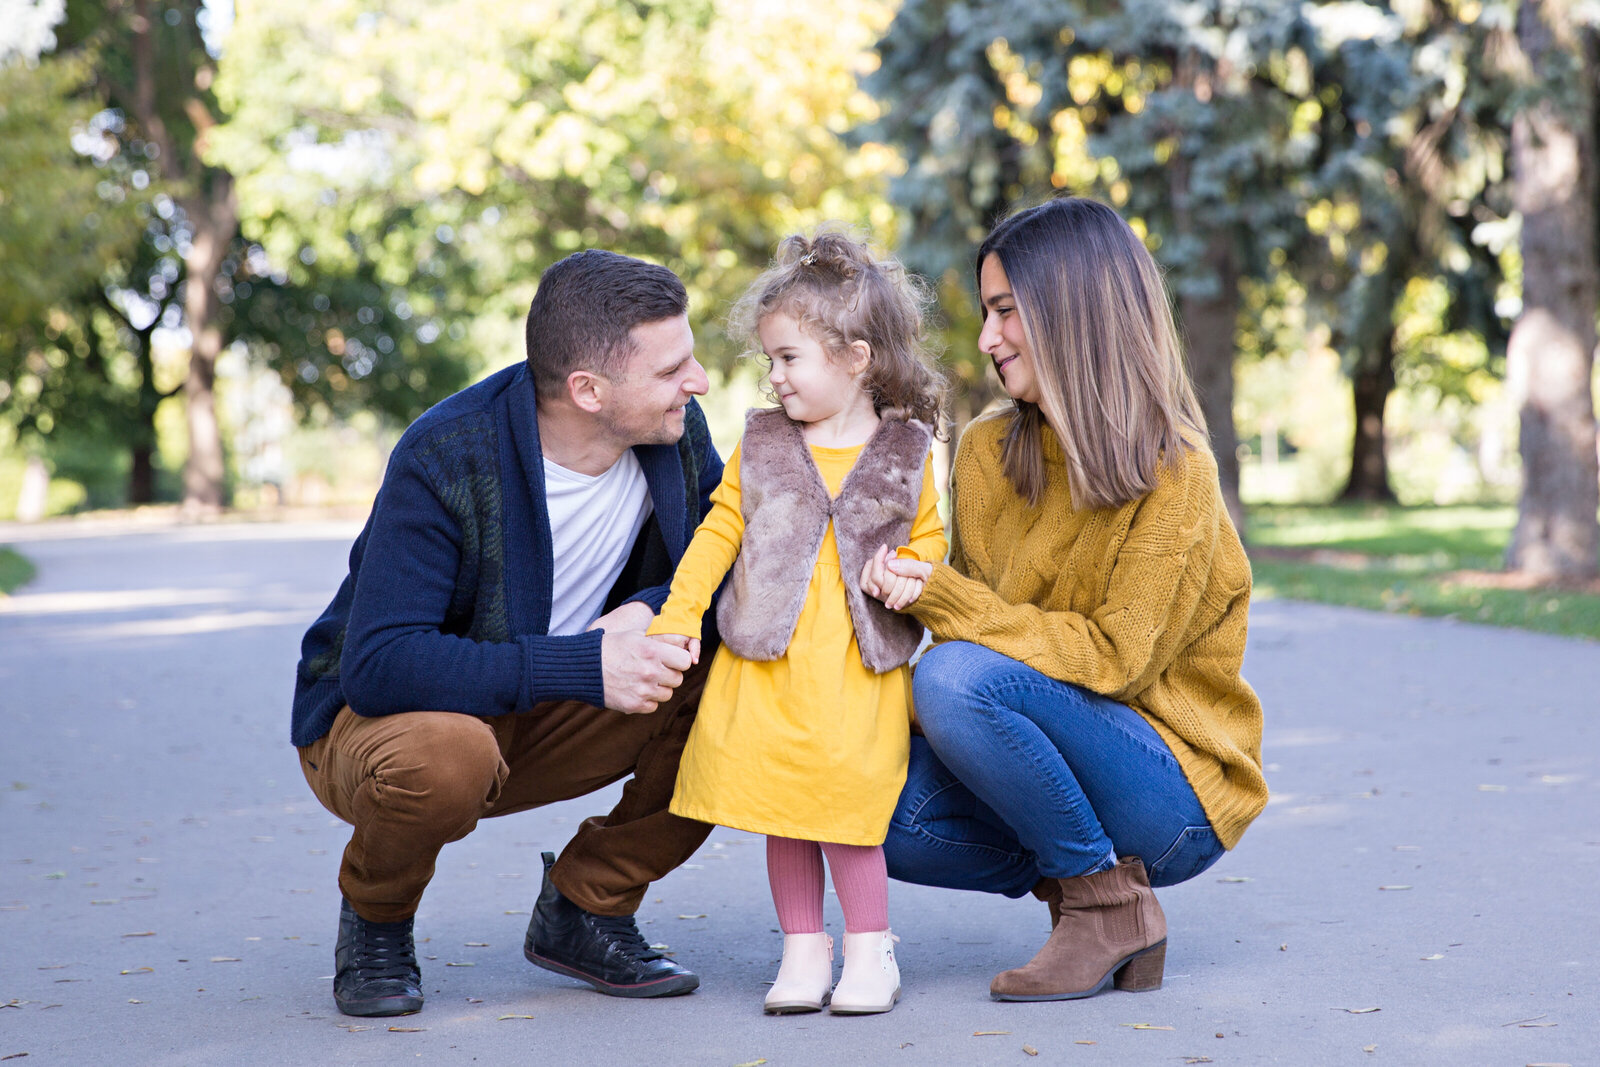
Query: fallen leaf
973 1031 1012 1036
677 914 708 920
1279 944 1288 951
119 967 153 975
386 1026 426 1032
497 1014 536 1020
464 942 489 947
1022 1046 1038 1057
732 1061 767 1067
210 957 241 963
1421 954 1444 960
1378 885 1412 892
1363 1045 1376 1053
121 932 155 938
1074 1040 1096 1045
1121 1023 1175 1030
338 1025 373 1032
1184 1059 1214 1064
1335 1007 1381 1014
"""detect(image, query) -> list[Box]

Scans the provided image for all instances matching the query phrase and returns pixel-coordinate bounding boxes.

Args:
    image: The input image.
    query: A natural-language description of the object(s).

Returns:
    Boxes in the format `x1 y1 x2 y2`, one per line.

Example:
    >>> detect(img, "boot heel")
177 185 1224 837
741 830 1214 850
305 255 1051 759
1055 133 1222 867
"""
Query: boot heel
1114 940 1165 992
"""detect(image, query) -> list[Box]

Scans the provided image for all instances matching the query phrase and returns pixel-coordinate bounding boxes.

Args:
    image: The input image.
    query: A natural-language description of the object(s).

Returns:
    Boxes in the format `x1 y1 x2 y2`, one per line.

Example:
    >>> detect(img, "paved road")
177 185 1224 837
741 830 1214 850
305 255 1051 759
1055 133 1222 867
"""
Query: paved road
1 518 1594 1065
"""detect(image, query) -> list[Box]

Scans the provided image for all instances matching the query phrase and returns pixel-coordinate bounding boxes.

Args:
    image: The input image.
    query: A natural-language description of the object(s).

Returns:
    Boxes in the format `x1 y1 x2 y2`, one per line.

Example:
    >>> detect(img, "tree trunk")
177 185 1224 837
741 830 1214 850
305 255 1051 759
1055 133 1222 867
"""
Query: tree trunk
1180 231 1245 535
1505 0 1600 580
1338 329 1399 502
181 171 237 512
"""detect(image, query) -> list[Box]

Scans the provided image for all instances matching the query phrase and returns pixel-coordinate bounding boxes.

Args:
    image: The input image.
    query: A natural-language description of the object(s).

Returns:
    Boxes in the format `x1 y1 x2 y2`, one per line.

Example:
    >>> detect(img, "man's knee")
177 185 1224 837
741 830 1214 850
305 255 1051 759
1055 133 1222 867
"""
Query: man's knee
355 712 508 827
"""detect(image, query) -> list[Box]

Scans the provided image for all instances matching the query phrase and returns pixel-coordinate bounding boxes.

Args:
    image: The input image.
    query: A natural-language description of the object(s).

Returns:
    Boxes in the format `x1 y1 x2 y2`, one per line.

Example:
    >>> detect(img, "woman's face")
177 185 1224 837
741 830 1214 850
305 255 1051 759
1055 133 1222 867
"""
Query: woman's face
978 254 1040 405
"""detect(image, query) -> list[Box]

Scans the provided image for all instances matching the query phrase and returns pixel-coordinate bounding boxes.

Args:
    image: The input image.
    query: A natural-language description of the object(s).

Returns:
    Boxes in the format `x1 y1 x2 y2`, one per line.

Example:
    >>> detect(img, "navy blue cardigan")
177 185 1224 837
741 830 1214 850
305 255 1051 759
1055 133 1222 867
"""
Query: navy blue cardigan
290 363 723 747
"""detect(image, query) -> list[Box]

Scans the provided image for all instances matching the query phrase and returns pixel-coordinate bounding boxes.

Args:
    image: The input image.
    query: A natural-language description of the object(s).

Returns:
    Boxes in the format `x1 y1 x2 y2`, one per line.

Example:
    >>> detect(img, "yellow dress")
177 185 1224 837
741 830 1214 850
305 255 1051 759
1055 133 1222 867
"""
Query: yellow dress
647 437 947 845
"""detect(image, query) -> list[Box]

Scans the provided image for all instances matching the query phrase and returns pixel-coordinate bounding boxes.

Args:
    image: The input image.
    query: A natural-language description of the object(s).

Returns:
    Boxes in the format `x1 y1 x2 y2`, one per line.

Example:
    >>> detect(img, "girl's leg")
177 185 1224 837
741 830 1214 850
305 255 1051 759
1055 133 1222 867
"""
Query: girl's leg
911 641 1222 887
767 836 825 933
763 836 833 1014
819 842 899 1015
817 842 888 933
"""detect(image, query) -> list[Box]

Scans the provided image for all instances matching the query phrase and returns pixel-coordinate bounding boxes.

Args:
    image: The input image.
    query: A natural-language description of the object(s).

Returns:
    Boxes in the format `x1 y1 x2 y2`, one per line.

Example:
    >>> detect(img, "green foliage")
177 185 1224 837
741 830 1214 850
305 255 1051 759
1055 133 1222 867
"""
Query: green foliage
0 547 36 595
208 0 897 377
1247 503 1600 639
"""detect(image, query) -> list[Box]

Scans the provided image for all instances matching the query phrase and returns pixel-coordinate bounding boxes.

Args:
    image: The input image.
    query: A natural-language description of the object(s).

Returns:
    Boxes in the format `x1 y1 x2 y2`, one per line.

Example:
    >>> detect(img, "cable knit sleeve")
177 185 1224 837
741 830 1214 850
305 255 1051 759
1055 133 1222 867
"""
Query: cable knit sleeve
910 441 1223 703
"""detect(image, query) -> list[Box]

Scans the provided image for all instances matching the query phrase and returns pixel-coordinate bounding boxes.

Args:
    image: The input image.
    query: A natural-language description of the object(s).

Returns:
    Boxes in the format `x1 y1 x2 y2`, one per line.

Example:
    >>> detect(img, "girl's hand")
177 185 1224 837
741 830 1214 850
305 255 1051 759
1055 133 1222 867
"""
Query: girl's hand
650 632 701 666
861 545 932 610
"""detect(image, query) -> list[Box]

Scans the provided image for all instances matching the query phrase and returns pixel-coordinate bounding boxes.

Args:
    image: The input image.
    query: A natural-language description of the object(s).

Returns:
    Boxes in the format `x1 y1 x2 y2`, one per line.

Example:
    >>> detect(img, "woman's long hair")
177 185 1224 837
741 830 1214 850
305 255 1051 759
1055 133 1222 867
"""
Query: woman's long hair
976 197 1206 509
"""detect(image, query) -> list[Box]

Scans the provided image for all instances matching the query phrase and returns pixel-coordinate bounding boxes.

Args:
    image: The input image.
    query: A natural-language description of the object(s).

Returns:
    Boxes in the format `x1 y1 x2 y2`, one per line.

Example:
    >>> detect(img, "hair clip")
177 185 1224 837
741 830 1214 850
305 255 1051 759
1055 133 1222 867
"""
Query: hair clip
799 249 818 266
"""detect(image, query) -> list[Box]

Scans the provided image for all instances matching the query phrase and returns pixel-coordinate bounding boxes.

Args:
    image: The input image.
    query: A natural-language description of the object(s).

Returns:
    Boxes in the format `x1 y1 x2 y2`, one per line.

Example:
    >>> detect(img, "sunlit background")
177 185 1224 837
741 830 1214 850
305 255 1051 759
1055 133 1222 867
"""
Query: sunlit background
3 0 1599 633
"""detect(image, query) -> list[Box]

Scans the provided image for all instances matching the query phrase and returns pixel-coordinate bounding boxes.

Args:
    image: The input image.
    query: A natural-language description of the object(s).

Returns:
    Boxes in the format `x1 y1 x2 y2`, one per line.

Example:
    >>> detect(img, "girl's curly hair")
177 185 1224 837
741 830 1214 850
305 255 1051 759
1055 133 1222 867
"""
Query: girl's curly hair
729 228 948 432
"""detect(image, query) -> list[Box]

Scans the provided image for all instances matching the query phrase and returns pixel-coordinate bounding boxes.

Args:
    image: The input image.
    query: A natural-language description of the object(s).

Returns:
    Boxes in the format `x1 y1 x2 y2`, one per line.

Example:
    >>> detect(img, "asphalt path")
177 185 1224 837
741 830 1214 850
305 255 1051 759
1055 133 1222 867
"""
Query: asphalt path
1 517 1594 1065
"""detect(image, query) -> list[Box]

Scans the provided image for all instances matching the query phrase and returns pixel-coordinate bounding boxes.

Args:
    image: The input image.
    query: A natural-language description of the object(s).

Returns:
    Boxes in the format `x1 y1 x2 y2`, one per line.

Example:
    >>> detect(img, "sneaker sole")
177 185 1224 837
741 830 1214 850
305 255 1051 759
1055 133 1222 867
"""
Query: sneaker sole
334 993 424 1017
523 947 699 998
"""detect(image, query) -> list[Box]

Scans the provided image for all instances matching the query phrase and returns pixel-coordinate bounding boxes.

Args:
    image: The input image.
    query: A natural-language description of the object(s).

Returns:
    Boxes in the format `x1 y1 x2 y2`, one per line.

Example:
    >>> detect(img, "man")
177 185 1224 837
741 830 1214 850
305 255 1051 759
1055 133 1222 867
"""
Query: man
291 250 721 1017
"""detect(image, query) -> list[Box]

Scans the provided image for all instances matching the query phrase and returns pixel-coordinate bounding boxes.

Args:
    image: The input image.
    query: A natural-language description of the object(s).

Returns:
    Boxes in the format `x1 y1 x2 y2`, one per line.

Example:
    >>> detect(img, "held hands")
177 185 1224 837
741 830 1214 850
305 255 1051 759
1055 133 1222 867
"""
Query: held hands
860 544 932 612
590 601 691 715
650 631 701 666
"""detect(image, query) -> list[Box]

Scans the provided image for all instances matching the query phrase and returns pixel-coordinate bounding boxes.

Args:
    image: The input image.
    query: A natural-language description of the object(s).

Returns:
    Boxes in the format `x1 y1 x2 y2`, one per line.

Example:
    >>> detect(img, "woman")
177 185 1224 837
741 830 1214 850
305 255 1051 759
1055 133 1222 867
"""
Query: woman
860 197 1266 1002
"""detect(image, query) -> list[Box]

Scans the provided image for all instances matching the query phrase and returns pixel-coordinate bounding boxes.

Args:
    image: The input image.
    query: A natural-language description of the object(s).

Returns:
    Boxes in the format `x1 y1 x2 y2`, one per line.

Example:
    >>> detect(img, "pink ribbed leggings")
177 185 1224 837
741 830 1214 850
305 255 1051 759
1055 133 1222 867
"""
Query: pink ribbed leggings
766 835 889 934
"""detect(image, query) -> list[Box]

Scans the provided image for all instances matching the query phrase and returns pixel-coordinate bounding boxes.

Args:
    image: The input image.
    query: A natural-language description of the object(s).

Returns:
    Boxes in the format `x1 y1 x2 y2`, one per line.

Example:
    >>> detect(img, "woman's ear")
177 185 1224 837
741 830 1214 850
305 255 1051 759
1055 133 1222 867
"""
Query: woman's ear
848 339 872 376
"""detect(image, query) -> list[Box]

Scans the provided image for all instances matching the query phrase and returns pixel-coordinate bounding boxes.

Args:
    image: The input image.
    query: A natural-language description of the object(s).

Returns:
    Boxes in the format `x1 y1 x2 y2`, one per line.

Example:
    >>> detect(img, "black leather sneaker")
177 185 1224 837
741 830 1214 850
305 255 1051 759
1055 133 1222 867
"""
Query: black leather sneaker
523 851 699 997
333 897 424 1017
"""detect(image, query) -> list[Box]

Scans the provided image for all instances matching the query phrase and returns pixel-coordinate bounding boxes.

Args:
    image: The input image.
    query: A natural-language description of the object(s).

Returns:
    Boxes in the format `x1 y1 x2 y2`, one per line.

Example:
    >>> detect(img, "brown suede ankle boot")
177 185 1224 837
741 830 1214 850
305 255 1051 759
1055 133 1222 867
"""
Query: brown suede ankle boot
1030 877 1063 930
991 856 1166 1001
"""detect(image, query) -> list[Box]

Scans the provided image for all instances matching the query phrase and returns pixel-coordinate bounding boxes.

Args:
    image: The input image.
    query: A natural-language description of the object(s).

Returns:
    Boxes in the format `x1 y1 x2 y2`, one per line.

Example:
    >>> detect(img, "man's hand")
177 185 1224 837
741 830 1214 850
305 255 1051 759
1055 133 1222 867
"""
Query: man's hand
650 631 702 666
601 630 693 714
587 600 656 635
861 544 932 611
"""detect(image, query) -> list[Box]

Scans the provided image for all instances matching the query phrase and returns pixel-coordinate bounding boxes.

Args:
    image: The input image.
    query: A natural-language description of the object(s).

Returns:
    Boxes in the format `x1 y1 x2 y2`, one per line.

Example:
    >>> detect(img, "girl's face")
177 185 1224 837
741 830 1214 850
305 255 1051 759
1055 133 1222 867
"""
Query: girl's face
978 254 1040 405
757 312 867 425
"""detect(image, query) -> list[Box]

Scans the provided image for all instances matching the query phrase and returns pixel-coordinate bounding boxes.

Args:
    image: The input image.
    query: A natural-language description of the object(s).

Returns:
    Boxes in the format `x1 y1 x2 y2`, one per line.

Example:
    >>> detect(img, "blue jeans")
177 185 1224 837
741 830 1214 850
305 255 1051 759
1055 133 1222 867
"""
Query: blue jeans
884 641 1224 895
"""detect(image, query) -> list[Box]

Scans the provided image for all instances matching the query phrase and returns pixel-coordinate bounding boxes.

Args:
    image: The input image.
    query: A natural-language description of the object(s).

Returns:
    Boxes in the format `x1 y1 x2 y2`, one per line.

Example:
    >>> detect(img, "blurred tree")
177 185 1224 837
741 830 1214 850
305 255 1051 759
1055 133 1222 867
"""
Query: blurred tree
1499 0 1599 579
864 0 1328 531
207 0 898 383
48 0 240 510
1295 2 1510 502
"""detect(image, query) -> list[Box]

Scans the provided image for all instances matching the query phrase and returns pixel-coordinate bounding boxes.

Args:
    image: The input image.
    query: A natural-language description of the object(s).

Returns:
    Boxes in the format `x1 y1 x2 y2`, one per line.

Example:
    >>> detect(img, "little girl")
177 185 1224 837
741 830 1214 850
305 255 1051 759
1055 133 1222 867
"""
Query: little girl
647 231 947 1015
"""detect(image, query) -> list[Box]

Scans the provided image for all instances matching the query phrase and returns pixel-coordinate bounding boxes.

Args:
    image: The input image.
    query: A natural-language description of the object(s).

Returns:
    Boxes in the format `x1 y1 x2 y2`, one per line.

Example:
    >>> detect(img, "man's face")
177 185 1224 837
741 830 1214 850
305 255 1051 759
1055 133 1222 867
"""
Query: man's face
598 315 708 447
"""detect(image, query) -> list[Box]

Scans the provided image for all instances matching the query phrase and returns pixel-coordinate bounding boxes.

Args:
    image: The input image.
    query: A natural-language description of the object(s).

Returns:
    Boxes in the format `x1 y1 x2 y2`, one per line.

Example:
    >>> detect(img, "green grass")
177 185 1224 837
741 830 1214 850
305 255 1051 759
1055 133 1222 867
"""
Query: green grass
0 547 35 596
1245 504 1600 640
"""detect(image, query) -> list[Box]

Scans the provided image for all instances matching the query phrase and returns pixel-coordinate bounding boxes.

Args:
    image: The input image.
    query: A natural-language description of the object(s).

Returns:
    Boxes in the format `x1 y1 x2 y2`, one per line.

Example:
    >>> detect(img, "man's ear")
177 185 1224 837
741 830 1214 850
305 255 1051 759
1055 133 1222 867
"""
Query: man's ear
848 339 872 376
567 369 607 414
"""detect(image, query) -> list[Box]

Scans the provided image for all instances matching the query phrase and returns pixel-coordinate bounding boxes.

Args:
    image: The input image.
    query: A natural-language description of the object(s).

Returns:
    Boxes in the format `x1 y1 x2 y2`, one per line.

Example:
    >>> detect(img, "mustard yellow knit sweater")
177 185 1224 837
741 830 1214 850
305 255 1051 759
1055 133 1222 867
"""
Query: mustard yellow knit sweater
910 413 1267 850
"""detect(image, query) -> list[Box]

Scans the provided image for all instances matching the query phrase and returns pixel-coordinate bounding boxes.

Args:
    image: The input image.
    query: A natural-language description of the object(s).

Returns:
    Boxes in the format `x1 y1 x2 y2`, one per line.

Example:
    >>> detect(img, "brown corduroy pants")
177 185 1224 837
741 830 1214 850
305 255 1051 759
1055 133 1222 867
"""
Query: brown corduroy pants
298 660 711 924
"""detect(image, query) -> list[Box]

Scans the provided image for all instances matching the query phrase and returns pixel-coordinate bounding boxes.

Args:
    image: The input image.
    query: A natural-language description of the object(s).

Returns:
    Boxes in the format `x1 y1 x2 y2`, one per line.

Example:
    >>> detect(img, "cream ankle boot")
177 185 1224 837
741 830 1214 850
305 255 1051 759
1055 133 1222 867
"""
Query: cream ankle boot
828 930 899 1014
763 932 833 1014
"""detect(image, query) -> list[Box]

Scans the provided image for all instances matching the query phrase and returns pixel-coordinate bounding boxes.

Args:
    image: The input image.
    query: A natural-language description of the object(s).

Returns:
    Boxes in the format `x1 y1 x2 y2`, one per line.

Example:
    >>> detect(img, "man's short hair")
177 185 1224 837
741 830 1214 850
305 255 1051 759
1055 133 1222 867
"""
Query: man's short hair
524 250 689 395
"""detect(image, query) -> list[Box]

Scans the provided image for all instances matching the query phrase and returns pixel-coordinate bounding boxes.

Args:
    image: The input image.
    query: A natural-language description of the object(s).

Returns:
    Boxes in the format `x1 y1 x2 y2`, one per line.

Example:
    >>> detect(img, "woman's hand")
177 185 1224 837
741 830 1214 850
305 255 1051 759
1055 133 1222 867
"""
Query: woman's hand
861 544 933 611
650 631 701 666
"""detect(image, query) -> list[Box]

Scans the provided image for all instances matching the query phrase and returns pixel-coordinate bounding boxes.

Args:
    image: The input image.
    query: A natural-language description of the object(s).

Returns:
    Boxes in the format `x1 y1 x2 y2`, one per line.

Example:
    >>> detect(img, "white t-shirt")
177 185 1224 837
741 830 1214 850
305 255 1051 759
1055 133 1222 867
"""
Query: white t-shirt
542 451 654 636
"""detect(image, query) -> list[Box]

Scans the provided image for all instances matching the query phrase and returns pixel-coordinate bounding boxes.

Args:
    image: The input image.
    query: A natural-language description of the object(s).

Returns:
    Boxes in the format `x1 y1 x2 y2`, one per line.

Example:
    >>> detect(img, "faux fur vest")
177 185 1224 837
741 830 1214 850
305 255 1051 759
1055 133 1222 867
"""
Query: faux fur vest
716 407 933 673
